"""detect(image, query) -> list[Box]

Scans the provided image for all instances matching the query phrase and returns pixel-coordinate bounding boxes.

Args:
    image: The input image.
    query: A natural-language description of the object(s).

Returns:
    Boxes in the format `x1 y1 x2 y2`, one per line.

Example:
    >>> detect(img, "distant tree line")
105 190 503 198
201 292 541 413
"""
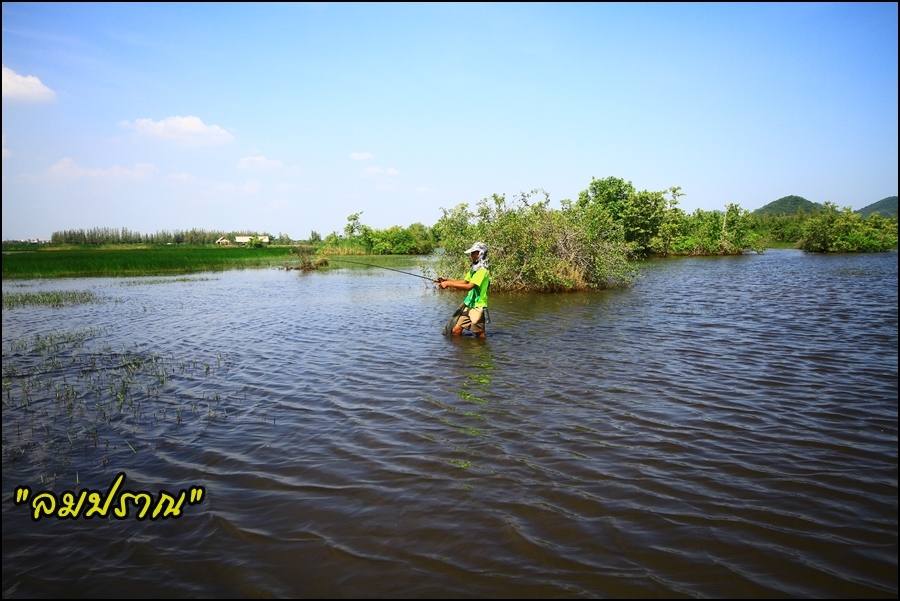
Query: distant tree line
318 214 437 255
749 209 897 251
750 213 810 244
796 203 897 252
49 227 296 246
431 177 764 292
430 176 898 292
43 180 897 269
571 177 762 257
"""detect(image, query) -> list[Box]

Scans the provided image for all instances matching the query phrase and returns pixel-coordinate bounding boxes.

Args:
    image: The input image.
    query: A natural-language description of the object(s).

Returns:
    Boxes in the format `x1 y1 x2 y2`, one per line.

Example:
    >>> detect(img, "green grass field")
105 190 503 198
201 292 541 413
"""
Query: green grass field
1 246 297 279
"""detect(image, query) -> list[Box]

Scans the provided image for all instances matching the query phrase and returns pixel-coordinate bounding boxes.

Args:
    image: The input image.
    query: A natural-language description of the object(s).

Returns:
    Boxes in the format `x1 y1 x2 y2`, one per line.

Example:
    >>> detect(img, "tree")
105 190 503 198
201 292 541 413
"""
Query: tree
623 190 666 256
344 212 364 239
577 176 635 222
436 190 634 292
800 202 898 252
652 187 687 256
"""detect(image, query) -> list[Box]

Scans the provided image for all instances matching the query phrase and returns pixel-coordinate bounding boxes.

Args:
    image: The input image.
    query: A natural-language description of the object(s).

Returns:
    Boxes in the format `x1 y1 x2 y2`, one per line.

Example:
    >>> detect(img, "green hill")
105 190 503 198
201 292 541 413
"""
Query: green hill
857 196 898 218
753 195 823 216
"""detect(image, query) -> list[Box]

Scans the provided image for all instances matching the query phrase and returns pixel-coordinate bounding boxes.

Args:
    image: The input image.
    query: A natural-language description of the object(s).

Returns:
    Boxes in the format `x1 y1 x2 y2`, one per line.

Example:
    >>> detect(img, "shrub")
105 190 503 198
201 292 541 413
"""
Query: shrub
434 190 634 292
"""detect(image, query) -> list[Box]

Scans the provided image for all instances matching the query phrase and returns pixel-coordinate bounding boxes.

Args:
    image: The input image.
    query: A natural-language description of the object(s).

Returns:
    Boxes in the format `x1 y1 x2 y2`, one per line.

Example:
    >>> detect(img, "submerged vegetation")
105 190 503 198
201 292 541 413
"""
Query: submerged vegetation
119 276 218 286
3 290 100 309
285 250 329 272
2 327 234 487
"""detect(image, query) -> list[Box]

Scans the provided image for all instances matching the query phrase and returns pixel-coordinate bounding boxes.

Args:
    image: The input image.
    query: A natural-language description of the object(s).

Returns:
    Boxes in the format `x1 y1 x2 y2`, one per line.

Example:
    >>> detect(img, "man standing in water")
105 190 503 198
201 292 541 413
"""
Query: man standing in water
438 242 490 338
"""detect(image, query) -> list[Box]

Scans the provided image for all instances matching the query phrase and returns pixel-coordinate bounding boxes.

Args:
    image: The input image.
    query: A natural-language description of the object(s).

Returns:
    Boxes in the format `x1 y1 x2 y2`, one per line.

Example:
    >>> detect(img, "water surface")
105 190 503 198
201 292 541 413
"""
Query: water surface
2 250 897 597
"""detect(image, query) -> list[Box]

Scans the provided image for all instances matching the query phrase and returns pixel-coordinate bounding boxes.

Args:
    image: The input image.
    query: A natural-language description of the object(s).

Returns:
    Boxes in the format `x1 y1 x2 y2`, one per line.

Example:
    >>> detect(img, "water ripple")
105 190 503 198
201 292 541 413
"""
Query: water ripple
3 251 897 597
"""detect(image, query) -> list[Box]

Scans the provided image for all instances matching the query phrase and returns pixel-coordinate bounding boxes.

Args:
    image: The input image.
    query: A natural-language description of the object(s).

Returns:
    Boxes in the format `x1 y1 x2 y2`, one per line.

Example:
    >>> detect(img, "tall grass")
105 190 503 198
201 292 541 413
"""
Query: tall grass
2 246 296 279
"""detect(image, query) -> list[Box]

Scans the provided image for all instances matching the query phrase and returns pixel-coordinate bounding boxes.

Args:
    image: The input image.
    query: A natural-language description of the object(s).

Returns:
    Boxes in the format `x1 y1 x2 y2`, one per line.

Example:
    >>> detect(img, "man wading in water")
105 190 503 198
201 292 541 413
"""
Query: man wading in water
438 242 490 339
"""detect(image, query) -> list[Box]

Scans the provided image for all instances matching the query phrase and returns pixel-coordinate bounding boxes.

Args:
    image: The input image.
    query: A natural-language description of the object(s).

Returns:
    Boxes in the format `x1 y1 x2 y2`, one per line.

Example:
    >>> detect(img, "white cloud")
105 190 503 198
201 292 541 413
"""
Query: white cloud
238 154 283 170
122 115 233 145
362 165 399 177
48 157 157 180
350 151 374 161
2 65 55 103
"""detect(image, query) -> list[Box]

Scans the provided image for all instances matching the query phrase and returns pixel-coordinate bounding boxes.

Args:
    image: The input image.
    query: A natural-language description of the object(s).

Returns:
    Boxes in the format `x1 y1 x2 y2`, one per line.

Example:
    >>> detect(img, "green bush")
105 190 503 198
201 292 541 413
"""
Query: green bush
800 203 898 252
321 214 435 255
664 204 762 255
434 190 634 292
750 213 810 244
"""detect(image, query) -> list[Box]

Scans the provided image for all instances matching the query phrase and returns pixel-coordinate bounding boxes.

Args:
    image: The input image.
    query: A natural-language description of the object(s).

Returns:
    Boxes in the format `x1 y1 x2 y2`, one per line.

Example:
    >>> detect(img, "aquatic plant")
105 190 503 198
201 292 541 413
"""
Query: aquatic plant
2 327 236 487
2 291 100 309
119 277 217 286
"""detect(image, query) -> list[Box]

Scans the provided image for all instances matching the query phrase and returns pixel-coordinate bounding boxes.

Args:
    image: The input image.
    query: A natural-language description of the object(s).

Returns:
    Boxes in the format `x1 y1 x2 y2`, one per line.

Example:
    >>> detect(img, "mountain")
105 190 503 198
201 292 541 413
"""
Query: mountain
857 196 898 218
753 195 823 216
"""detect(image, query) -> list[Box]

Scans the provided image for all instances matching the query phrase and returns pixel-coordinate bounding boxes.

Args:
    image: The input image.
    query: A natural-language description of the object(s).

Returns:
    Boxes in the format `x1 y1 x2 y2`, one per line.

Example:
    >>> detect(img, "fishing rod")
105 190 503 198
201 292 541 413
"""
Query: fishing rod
328 258 437 282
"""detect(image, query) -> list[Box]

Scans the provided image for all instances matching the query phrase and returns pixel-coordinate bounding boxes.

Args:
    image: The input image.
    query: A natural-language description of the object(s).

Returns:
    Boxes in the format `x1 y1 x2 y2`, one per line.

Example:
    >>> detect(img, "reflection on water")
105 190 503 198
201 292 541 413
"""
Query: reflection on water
2 250 897 597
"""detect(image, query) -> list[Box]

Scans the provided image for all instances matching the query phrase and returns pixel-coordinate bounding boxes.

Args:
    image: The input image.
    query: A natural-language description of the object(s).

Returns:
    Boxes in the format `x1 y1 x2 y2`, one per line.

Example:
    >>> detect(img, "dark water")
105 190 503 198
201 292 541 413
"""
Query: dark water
2 250 897 598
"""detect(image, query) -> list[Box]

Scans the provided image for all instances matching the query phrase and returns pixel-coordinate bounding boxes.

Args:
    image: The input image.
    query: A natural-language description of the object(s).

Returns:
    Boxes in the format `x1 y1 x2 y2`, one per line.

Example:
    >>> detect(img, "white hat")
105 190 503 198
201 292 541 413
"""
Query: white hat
464 242 488 255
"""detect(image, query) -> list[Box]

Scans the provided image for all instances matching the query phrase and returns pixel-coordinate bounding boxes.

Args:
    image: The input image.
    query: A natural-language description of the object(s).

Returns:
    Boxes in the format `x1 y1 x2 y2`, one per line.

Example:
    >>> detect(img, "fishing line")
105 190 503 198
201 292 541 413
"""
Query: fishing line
327 258 437 282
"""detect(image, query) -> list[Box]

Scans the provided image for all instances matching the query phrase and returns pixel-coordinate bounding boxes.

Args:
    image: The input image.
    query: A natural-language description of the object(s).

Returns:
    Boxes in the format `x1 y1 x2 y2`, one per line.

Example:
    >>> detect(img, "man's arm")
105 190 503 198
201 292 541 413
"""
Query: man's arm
439 279 475 291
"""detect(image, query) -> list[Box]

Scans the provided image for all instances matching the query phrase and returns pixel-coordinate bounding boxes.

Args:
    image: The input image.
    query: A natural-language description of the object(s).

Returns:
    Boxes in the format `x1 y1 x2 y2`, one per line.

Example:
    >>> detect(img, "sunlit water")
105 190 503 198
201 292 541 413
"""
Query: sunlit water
2 250 897 597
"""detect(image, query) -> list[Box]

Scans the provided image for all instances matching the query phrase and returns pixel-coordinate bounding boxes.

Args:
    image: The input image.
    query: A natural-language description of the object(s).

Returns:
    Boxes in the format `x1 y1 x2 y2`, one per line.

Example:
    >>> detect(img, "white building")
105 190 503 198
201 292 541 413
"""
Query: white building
234 235 270 244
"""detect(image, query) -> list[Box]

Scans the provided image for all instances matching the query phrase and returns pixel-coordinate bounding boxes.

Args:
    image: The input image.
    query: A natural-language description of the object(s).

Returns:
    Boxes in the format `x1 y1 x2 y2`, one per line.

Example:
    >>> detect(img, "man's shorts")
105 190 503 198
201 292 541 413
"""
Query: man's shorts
455 306 486 333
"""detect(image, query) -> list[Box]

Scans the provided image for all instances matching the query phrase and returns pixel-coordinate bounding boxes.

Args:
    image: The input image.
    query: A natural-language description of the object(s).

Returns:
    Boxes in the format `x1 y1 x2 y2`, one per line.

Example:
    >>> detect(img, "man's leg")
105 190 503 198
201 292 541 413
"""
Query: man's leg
469 308 486 339
452 312 469 336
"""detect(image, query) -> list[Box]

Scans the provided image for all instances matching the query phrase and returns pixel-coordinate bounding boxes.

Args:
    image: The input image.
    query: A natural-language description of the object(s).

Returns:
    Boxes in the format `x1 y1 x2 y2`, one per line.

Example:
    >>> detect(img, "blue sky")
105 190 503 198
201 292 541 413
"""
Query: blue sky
2 2 897 240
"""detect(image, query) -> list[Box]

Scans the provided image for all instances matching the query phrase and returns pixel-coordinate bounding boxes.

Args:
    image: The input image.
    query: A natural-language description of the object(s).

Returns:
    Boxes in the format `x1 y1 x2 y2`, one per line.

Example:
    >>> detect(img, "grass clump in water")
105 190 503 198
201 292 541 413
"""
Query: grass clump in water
3 290 99 309
285 248 329 271
119 276 217 286
2 328 234 484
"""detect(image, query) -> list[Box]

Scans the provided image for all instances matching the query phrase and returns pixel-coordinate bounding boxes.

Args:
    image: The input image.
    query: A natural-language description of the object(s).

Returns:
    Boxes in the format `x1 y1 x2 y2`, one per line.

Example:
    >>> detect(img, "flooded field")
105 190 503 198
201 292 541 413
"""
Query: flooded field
2 250 897 597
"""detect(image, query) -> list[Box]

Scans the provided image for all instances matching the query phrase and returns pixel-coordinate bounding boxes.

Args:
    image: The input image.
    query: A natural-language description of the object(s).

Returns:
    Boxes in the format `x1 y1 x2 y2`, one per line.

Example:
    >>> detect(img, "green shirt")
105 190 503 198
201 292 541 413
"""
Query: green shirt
463 267 490 308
